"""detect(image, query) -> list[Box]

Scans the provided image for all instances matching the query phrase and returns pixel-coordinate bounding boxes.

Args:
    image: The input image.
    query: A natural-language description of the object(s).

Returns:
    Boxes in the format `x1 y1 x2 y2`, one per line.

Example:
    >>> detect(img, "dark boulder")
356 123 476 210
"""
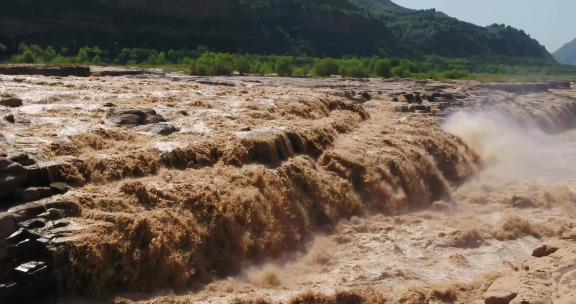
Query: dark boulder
48 182 68 194
395 104 432 114
0 97 22 108
484 291 517 304
107 108 166 126
8 199 79 221
3 114 15 123
144 123 179 135
0 158 28 198
20 218 47 230
398 93 422 104
532 244 559 258
14 187 54 203
25 162 63 186
9 153 36 166
0 65 90 77
0 213 18 239
5 228 41 244
36 208 65 221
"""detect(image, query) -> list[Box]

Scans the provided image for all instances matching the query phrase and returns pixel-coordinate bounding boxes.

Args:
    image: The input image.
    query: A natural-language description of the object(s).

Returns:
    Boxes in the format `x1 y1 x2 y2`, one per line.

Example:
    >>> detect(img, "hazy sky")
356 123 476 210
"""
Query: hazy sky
393 0 576 52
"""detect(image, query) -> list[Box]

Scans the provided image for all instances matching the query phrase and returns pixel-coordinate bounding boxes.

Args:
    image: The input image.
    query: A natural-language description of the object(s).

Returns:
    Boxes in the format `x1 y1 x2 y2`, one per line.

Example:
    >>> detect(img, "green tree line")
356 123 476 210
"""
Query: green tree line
5 44 576 80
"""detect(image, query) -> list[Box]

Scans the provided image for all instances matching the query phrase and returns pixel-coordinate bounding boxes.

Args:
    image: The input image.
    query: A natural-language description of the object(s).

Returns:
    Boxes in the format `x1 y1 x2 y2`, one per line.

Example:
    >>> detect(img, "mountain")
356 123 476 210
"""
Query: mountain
349 0 552 58
0 0 552 59
348 0 412 17
0 0 398 57
554 39 576 65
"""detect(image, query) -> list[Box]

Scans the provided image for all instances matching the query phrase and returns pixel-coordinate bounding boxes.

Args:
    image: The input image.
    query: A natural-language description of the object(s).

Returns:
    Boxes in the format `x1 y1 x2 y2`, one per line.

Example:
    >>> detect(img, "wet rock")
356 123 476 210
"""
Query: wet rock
0 283 18 301
20 218 46 229
49 182 68 194
0 158 28 198
9 153 36 166
409 104 431 113
48 219 70 230
14 260 48 276
398 92 424 104
93 70 146 77
6 228 41 244
343 90 355 100
414 93 423 103
395 104 432 113
484 291 518 304
360 91 372 100
0 65 90 77
8 199 79 221
396 105 409 113
398 93 413 103
351 95 368 103
0 213 18 239
421 93 434 102
37 208 65 221
7 202 45 220
107 108 166 126
14 117 31 125
25 162 63 186
1 259 57 302
0 97 23 108
433 96 452 103
144 123 179 136
341 90 369 103
51 236 77 245
532 244 558 258
197 79 236 86
9 238 46 260
3 114 15 123
14 187 54 203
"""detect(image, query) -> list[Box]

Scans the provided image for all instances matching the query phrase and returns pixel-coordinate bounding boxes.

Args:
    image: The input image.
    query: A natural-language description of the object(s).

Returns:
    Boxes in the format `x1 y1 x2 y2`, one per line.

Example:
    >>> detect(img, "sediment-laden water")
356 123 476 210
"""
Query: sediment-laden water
1 72 575 303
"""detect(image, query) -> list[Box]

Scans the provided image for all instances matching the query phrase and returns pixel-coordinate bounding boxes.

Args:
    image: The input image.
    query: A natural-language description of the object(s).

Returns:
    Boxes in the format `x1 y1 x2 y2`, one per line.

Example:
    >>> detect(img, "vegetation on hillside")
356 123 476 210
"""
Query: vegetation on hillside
7 44 576 81
0 0 552 60
350 1 551 58
0 0 395 58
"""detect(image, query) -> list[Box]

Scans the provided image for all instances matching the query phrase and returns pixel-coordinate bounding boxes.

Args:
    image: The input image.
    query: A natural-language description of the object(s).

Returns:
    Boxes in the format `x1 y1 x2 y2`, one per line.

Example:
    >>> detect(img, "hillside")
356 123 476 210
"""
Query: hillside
0 0 552 59
348 0 412 17
554 39 576 65
350 0 552 58
0 0 397 57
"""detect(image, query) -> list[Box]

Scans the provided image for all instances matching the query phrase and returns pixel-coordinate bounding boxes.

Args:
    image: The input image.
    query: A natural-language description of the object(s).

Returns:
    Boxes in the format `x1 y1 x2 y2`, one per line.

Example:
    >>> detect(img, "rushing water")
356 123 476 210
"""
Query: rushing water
138 105 576 303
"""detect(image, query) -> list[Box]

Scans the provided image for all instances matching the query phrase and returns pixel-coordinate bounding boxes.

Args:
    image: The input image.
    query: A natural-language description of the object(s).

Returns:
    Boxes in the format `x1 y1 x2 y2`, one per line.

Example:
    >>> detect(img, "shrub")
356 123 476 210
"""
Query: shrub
373 59 392 77
314 58 339 77
444 69 469 79
275 56 294 76
4 44 576 80
191 52 234 76
391 65 411 78
339 59 368 78
235 56 252 75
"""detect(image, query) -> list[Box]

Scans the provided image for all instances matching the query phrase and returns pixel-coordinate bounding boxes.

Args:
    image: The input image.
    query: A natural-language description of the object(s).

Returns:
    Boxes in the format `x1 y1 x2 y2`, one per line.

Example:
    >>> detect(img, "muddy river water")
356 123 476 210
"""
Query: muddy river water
139 105 576 304
1 72 576 304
